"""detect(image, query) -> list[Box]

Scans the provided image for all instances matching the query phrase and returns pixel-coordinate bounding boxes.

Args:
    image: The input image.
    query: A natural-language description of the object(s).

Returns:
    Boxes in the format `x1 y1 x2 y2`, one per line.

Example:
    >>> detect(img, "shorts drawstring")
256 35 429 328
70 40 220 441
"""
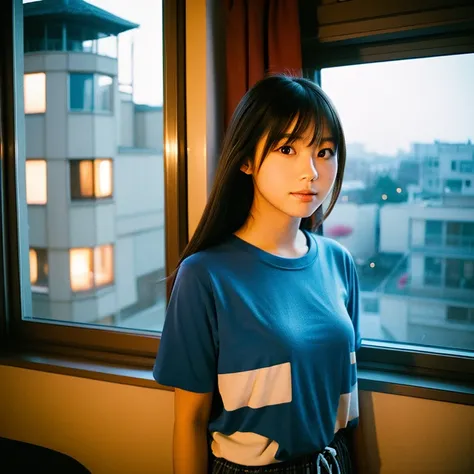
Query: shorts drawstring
316 446 341 474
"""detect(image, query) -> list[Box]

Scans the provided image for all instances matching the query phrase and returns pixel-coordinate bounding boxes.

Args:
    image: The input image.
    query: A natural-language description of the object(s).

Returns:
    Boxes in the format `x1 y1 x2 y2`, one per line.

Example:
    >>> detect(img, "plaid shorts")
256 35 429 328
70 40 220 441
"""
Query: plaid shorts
209 429 353 474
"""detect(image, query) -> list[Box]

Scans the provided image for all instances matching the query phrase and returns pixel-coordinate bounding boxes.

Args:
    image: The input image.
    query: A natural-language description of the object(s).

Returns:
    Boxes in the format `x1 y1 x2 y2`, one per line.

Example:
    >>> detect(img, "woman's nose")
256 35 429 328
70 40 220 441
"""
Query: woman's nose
301 156 318 181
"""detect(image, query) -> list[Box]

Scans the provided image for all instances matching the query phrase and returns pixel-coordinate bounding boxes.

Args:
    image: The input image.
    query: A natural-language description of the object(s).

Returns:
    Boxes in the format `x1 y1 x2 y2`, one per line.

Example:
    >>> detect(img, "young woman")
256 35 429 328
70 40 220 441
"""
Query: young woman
154 75 361 474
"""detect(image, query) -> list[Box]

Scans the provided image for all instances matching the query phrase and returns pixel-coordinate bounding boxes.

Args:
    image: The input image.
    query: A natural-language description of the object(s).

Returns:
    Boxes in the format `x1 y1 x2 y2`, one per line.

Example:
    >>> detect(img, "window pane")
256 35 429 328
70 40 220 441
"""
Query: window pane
94 245 114 287
95 75 113 111
29 248 48 292
69 73 93 110
447 306 468 323
26 160 47 204
23 0 166 332
24 73 46 114
46 23 63 51
322 52 474 353
70 249 94 291
94 159 113 197
425 257 442 286
70 160 93 198
70 159 113 199
425 220 442 246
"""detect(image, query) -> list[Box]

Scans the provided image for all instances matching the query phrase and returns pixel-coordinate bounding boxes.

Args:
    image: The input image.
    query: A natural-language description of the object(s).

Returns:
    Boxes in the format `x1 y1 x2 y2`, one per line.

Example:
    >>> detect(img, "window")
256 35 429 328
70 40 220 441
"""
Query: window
447 222 474 249
45 23 63 51
460 161 474 173
0 0 184 347
24 73 46 114
321 52 474 353
70 159 113 199
26 160 47 204
425 220 442 246
69 73 112 112
446 259 474 290
29 248 48 293
70 245 114 292
447 306 474 324
69 73 94 111
94 245 114 287
444 179 463 193
95 75 113 111
425 257 442 286
446 222 461 247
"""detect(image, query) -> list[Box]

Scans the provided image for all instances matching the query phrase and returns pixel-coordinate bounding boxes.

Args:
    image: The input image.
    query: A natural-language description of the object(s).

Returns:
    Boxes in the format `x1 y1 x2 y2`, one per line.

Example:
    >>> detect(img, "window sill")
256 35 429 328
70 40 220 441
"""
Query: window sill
358 369 474 406
0 348 171 392
0 349 472 405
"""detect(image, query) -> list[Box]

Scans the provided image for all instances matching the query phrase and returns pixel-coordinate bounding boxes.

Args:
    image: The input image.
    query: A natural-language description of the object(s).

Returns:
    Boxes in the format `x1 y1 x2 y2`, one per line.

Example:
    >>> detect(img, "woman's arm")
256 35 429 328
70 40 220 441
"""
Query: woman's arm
173 388 214 474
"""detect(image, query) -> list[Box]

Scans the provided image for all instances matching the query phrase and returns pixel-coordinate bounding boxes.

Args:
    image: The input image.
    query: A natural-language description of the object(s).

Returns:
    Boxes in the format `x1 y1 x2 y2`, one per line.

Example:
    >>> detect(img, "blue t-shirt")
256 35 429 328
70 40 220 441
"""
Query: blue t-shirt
153 230 361 466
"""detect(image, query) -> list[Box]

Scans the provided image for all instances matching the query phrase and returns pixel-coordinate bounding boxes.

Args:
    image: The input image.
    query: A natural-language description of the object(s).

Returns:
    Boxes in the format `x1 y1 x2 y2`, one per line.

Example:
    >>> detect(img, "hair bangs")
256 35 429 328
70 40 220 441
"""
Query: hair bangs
257 82 342 166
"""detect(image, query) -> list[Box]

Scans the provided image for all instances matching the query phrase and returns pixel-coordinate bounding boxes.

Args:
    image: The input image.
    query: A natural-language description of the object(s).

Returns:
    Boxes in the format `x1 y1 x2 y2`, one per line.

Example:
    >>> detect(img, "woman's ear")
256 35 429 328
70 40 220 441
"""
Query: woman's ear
240 162 253 175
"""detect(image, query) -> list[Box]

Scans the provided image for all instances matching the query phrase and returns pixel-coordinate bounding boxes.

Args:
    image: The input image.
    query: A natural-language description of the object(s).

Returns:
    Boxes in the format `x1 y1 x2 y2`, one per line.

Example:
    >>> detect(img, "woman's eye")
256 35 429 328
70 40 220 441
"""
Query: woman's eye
318 148 335 159
279 145 295 155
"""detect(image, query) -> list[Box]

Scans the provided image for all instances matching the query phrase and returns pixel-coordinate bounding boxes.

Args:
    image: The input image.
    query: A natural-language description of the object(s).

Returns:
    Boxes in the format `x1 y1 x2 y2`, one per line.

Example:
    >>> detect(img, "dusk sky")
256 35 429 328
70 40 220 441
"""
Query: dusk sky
25 0 474 156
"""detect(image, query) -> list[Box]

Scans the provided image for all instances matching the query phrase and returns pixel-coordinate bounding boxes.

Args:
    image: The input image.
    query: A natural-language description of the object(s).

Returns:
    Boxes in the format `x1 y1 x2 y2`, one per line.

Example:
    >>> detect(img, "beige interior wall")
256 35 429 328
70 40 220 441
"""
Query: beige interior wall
356 391 474 474
1 365 473 474
0 365 174 474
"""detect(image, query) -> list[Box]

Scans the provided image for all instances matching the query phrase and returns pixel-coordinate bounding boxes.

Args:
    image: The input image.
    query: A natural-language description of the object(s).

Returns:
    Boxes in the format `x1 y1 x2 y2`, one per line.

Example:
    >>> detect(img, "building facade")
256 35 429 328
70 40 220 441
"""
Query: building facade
24 0 166 331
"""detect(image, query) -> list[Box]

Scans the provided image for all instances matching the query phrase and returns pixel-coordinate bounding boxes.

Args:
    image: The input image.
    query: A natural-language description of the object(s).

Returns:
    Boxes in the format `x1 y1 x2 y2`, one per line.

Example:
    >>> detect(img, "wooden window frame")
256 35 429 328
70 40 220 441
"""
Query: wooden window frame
0 0 187 363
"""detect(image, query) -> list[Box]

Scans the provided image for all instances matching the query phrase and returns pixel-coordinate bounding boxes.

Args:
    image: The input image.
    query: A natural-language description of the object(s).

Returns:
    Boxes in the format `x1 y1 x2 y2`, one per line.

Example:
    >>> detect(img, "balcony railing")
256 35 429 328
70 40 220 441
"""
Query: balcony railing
381 269 474 304
411 233 474 256
24 29 118 58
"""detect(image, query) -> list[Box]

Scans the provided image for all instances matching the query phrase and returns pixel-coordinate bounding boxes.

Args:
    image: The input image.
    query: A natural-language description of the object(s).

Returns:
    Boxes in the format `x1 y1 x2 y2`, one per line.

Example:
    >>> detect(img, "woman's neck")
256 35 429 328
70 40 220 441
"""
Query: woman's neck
234 199 308 258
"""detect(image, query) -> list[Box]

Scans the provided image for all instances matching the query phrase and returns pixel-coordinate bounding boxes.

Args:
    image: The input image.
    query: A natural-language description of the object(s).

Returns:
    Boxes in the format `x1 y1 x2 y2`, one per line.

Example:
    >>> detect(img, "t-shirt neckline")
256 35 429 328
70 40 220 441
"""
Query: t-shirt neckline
228 229 318 270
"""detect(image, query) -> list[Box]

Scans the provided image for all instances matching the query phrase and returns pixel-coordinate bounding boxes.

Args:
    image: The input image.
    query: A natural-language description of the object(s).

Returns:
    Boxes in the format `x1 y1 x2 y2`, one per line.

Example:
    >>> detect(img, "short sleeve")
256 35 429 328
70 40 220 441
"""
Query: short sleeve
153 259 218 393
346 255 362 352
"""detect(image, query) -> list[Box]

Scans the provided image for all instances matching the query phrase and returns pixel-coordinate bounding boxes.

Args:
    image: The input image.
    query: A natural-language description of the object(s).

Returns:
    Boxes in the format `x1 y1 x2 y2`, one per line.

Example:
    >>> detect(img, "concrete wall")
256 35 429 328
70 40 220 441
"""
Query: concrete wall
135 110 163 151
379 205 411 253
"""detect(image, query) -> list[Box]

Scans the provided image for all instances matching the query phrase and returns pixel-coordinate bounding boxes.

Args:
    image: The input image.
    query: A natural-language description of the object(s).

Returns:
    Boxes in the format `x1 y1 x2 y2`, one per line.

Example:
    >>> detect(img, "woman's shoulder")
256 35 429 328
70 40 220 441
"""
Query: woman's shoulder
179 238 238 275
309 231 355 266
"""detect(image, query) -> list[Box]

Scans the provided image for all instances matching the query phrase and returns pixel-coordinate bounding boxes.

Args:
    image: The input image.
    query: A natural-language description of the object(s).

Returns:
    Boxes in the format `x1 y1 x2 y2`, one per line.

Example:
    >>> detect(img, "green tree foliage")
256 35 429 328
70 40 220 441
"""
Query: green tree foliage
364 175 408 204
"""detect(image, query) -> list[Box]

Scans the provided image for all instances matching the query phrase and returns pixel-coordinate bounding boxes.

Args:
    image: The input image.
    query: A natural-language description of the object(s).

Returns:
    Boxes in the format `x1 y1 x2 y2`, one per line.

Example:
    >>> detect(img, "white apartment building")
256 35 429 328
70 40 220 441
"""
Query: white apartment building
24 0 166 331
413 140 474 198
330 141 474 351
378 198 474 350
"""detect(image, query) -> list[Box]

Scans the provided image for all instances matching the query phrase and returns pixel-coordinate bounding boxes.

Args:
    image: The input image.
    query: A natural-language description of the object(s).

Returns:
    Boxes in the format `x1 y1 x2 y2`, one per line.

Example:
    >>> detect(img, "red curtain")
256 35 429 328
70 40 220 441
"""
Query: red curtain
225 0 303 127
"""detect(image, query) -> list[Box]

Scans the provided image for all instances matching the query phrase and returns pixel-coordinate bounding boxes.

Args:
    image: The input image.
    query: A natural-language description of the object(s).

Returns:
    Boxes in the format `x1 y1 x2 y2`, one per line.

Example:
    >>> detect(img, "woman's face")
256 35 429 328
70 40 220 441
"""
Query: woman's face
243 121 338 220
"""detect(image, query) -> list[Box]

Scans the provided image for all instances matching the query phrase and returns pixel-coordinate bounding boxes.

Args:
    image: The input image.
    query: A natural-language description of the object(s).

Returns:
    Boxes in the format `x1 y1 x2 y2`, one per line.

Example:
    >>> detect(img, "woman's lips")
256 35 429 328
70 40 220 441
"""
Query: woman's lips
290 192 317 202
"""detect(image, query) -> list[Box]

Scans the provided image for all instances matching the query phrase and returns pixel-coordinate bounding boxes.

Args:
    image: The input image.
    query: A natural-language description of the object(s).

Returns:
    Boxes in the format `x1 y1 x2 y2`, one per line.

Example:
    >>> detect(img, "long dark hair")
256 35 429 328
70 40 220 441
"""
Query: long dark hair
175 74 346 279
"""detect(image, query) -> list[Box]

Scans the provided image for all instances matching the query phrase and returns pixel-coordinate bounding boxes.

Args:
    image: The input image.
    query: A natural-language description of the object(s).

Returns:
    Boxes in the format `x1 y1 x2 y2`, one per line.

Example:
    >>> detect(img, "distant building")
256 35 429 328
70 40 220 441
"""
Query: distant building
331 140 474 351
378 195 474 350
413 141 474 199
24 0 166 330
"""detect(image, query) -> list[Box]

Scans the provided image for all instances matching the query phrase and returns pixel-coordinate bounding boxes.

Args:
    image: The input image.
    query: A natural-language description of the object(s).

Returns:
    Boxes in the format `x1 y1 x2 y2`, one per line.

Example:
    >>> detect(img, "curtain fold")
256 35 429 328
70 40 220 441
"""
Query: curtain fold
225 0 303 127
